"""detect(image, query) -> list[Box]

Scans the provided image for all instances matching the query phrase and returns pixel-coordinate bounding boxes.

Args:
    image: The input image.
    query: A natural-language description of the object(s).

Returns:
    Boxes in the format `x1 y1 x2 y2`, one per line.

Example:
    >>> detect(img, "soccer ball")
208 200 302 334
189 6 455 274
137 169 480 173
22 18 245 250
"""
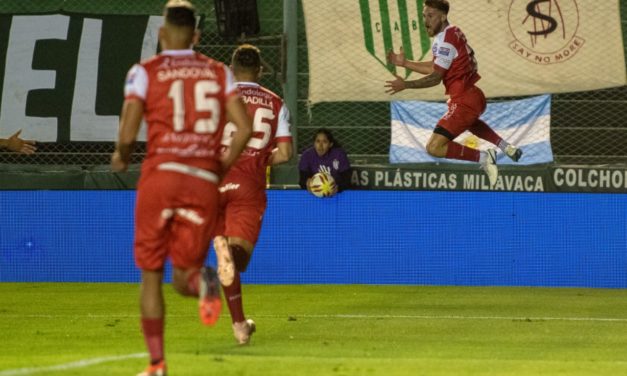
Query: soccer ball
308 172 337 198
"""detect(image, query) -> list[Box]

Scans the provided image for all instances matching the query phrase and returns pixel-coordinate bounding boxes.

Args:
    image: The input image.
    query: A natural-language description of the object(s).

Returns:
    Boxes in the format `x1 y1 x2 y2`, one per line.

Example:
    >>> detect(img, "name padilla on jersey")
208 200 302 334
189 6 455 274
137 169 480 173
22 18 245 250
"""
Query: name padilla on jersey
240 89 275 109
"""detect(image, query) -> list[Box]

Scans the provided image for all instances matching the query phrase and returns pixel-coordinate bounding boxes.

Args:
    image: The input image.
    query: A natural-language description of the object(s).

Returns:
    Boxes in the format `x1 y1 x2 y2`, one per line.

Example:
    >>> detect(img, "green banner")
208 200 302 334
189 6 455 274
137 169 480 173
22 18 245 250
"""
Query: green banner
350 165 627 193
2 164 627 193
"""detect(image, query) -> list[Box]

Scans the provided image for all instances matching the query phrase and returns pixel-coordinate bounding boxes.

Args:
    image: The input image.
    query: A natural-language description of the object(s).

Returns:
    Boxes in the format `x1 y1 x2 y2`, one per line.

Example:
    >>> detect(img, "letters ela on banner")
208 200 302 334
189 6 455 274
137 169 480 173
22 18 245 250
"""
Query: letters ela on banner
390 95 554 165
302 0 626 103
0 15 161 142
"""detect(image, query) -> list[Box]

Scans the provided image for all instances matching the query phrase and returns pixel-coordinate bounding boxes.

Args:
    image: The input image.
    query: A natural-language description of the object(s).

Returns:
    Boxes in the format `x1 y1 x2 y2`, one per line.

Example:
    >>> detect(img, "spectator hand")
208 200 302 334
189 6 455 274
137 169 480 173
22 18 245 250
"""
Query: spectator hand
385 75 406 95
7 130 37 154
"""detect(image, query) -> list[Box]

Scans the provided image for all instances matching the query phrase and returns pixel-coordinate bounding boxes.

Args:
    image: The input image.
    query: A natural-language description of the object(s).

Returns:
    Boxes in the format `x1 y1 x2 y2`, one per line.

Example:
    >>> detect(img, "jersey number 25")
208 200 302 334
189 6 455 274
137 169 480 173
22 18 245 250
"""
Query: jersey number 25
221 107 275 150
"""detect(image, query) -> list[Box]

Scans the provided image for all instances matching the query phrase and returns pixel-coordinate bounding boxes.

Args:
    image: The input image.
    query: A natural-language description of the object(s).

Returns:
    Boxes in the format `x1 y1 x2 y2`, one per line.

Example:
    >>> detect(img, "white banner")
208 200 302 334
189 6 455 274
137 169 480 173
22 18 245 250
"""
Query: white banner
302 0 627 103
390 95 554 165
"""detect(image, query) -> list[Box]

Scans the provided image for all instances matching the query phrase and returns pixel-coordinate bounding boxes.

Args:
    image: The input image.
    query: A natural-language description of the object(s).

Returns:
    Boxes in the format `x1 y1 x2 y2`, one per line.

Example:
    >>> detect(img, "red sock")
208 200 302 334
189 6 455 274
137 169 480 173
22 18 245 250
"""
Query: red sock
445 141 480 162
186 269 200 296
469 120 503 146
222 272 245 323
141 318 164 364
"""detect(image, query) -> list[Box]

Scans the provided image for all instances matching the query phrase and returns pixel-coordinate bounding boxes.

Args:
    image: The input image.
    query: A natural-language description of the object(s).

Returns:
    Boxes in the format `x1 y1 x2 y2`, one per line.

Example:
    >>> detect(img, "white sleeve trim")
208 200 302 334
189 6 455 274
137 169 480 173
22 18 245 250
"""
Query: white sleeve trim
433 41 458 71
124 64 148 100
275 103 292 138
223 65 237 96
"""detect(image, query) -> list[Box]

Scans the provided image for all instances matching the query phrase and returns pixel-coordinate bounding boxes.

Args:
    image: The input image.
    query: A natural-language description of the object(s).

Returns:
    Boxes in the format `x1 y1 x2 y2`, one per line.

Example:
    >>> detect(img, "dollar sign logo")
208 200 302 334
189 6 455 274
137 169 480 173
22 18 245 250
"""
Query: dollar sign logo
508 0 582 64
525 0 557 35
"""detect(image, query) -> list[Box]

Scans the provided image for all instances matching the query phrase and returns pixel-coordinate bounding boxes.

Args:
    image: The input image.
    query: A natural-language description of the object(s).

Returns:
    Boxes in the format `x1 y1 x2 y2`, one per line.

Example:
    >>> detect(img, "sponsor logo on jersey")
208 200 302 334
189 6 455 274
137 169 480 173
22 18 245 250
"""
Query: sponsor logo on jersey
219 182 241 193
125 71 136 85
437 47 450 56
508 0 584 65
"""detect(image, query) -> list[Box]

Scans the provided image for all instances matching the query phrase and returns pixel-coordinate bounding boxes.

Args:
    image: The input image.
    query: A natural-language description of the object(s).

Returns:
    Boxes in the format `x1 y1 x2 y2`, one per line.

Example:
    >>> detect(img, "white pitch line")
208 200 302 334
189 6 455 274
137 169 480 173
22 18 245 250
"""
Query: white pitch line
256 314 627 323
3 313 627 323
0 353 146 376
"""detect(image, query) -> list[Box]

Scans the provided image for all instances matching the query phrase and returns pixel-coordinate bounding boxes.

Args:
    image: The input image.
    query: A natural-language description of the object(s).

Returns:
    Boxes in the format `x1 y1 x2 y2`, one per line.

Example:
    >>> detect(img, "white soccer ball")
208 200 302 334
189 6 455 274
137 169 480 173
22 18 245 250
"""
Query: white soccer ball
308 172 337 198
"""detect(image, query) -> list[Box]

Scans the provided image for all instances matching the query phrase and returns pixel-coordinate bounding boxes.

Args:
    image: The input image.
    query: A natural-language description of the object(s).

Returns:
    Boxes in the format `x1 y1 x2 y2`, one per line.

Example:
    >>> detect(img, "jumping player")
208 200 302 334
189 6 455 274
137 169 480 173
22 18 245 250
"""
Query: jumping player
385 0 522 188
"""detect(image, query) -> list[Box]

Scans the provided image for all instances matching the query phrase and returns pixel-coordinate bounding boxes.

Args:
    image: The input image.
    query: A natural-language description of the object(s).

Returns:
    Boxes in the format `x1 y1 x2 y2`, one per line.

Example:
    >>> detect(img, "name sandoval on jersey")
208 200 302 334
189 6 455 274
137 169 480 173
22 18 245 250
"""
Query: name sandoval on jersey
240 88 275 109
157 67 217 82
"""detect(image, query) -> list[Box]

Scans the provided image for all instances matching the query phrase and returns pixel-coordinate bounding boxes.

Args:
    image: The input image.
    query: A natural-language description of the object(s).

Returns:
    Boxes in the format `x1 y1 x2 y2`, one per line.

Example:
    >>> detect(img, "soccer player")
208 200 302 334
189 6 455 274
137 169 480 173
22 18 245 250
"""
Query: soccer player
111 1 252 375
213 44 293 345
0 130 36 154
384 0 522 188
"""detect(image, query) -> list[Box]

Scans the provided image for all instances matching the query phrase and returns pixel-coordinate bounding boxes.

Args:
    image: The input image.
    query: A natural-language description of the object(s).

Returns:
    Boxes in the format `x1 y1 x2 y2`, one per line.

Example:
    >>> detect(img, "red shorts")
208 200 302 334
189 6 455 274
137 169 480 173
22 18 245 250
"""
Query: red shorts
214 173 267 245
134 169 220 271
437 85 487 139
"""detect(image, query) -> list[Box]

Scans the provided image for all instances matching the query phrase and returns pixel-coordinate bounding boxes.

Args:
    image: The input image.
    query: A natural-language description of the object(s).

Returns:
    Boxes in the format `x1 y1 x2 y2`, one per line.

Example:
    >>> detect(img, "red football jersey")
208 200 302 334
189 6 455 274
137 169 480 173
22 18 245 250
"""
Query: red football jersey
124 50 238 174
220 82 292 187
431 25 481 98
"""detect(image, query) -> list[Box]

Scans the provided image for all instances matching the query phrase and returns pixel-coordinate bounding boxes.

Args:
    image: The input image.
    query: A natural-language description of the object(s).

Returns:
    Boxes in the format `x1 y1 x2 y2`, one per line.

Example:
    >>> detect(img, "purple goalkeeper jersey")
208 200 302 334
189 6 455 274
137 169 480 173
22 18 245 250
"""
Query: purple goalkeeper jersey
298 146 351 182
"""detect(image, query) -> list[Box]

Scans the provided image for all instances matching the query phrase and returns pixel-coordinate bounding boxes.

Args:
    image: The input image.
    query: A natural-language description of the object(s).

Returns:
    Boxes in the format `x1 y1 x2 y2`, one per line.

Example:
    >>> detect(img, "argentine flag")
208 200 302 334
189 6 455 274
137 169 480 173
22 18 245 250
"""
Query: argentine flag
390 95 554 165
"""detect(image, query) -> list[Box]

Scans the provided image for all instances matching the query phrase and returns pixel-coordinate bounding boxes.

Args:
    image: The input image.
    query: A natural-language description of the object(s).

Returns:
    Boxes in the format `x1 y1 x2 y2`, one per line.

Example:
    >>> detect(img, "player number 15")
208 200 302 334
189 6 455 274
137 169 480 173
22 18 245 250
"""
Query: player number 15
168 79 221 133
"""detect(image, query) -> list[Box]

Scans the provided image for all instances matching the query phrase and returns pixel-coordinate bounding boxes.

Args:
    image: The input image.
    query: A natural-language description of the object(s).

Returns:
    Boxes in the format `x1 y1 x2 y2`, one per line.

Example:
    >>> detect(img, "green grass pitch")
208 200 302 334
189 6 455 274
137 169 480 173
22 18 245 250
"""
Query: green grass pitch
1 283 627 375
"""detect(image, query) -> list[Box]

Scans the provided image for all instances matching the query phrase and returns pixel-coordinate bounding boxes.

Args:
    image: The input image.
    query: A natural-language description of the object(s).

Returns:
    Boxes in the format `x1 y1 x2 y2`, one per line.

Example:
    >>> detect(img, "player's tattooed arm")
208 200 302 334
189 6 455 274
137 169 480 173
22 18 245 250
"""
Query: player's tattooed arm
405 71 443 89
385 70 442 95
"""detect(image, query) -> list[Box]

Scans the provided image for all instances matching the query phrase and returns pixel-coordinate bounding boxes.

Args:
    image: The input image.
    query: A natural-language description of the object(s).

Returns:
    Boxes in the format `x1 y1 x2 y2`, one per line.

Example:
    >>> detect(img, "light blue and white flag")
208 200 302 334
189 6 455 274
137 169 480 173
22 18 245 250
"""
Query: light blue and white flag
390 95 554 165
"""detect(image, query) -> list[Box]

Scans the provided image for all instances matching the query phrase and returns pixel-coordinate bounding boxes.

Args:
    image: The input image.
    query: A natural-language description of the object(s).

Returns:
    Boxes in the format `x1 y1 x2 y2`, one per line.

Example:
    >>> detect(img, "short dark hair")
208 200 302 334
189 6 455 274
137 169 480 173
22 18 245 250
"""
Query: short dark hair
232 44 262 72
425 0 449 14
165 5 196 29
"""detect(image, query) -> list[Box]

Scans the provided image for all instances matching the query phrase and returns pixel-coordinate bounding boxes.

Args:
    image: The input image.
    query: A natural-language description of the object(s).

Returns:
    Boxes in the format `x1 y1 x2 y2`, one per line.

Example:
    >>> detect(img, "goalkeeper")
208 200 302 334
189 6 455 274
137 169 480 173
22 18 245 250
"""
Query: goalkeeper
298 128 352 194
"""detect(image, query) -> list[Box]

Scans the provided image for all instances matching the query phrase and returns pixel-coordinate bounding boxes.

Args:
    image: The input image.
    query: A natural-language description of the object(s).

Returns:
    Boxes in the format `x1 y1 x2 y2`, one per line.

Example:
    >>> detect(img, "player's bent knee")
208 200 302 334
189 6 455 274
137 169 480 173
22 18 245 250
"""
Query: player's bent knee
426 143 437 156
230 244 251 272
171 268 191 296
171 279 188 295
426 142 444 157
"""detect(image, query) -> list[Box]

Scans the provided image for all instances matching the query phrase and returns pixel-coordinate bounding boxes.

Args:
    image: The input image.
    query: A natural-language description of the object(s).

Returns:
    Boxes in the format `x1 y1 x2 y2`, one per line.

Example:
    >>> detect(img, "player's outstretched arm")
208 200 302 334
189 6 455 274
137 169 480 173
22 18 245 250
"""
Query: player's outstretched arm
387 47 407 67
0 130 37 154
404 70 443 89
222 96 253 171
111 98 143 172
387 47 434 75
403 60 435 75
385 70 443 95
